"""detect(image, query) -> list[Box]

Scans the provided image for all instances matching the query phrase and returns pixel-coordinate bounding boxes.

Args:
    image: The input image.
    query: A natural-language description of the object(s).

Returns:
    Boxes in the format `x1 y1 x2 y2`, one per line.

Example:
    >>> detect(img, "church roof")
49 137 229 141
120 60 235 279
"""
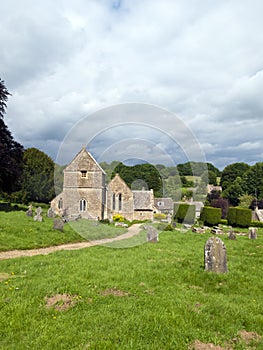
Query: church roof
65 147 106 174
132 190 153 210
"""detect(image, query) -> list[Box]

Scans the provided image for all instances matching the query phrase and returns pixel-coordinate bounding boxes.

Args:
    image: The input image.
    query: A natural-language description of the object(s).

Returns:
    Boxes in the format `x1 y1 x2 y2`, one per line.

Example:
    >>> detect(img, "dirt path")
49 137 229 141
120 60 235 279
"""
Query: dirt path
0 224 143 261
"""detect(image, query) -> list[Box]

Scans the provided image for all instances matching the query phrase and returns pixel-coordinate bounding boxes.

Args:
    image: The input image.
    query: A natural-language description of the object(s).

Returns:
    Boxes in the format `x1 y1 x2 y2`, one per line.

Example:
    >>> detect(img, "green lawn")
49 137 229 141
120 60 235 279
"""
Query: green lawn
0 212 127 251
0 229 262 349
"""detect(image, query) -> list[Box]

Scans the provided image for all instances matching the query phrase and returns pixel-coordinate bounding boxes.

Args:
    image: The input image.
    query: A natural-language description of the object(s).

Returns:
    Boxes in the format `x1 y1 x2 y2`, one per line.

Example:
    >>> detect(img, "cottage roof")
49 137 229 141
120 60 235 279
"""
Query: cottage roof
154 197 174 210
132 190 153 210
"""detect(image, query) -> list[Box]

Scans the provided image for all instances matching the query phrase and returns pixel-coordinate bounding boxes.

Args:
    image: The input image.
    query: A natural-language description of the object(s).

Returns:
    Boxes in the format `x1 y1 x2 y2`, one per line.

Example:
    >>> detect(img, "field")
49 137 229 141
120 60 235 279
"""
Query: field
0 212 263 349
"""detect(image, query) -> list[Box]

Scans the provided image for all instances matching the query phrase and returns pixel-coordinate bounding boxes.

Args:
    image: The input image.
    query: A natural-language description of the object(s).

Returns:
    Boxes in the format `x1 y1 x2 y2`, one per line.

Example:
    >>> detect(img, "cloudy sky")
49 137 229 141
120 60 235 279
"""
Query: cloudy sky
2 0 263 169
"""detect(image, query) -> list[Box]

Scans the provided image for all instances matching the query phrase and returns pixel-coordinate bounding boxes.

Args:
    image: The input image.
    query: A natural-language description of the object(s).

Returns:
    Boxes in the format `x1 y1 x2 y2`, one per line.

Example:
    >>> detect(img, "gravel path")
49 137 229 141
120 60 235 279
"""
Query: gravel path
0 224 142 260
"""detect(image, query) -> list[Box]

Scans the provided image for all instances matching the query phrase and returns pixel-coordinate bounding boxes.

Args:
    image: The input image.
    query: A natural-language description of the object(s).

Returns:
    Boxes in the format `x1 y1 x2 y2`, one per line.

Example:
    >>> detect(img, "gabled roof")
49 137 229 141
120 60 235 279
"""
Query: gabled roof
65 147 106 174
108 173 133 194
133 190 154 210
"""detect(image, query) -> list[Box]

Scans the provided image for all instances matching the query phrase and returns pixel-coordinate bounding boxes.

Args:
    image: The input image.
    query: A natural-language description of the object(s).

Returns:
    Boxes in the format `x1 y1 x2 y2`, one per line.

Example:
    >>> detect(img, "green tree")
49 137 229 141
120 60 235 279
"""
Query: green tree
241 162 263 199
20 148 55 203
238 194 254 209
200 170 217 186
222 177 243 206
0 78 24 194
112 162 162 196
220 162 250 190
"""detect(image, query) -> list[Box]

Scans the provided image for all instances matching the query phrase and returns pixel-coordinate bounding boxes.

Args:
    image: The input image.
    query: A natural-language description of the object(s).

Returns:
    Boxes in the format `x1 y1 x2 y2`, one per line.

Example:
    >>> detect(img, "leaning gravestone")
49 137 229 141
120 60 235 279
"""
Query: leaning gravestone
26 205 33 217
53 217 64 231
204 236 228 273
147 226 159 243
47 207 55 218
34 207 43 222
249 227 257 240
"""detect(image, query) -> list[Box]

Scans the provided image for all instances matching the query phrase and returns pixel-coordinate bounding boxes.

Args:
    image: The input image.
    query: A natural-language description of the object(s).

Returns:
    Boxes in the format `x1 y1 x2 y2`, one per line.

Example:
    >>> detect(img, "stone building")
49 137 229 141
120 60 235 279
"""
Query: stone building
51 147 154 221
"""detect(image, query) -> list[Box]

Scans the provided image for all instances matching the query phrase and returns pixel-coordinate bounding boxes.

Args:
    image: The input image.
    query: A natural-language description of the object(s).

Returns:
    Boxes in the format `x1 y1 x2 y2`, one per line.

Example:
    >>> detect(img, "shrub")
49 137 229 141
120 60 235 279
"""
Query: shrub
227 207 252 227
154 213 166 220
219 219 228 225
112 214 124 222
174 203 196 224
250 220 263 228
164 224 174 231
200 206 221 226
236 207 252 227
227 207 236 226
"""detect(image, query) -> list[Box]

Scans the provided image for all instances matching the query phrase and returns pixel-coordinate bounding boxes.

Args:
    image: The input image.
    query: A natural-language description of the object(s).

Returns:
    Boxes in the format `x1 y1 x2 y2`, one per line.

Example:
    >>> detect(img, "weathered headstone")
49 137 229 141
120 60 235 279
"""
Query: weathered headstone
53 217 64 231
147 226 159 243
167 213 172 224
34 207 43 222
26 205 33 217
228 230 236 240
204 236 228 273
249 227 257 240
47 207 55 218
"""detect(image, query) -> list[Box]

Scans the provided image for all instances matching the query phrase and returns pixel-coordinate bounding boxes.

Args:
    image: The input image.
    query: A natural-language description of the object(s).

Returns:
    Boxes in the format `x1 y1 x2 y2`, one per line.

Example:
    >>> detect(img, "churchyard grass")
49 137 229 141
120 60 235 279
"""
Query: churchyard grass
0 212 127 251
0 229 262 349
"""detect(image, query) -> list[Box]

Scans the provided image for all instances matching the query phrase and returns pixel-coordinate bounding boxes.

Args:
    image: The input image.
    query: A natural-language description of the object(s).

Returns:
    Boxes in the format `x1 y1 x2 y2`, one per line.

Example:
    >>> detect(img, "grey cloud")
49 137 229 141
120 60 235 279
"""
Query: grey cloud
2 0 263 169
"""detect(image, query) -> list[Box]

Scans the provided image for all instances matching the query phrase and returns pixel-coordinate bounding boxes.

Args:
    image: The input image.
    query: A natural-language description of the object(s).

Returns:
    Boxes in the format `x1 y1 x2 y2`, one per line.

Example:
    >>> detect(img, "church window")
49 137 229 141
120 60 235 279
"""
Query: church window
80 199 87 211
112 193 116 210
58 198 63 209
81 171 87 178
118 193 122 211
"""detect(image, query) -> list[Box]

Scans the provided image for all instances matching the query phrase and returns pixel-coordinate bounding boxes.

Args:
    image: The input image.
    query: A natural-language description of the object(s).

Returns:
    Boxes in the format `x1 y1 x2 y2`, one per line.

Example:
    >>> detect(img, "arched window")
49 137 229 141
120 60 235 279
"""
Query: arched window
80 199 86 212
58 198 63 210
112 193 116 211
118 193 122 211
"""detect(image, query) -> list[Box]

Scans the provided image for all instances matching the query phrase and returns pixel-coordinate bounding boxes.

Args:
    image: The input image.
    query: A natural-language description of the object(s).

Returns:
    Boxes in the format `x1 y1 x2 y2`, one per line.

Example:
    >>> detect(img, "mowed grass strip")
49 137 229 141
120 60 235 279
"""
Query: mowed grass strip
0 230 262 349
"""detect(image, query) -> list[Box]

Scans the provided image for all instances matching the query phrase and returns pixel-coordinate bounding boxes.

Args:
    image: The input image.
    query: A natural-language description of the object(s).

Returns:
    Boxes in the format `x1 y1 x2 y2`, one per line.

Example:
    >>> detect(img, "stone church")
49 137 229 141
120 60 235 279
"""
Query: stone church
51 147 154 221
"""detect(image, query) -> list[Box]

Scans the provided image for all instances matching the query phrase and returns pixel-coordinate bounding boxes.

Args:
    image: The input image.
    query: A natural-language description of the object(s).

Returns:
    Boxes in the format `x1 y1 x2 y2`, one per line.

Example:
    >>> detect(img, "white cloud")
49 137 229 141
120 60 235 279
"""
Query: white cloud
1 0 263 169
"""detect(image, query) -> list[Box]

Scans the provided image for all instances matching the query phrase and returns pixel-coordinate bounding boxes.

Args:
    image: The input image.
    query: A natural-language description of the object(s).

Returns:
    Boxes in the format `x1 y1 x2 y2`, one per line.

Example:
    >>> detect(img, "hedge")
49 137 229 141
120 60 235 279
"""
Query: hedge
227 207 236 226
227 207 252 227
174 203 196 224
250 220 263 228
200 206 222 226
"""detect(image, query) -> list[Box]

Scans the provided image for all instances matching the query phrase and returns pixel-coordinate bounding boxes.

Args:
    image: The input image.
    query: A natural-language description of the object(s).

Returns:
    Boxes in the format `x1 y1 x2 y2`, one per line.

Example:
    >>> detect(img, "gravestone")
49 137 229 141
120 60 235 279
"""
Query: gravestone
147 226 159 243
228 230 236 240
204 236 228 273
34 207 43 222
53 217 64 231
249 227 257 240
167 213 172 224
47 207 55 218
26 205 33 217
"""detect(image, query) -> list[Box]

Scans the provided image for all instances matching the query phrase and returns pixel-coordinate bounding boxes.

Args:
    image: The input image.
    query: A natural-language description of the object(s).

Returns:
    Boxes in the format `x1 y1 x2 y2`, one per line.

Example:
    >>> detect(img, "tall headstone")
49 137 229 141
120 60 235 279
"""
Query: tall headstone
249 227 257 240
167 213 172 224
47 207 55 218
26 205 33 217
147 226 159 243
204 236 228 273
34 207 43 222
53 217 64 231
